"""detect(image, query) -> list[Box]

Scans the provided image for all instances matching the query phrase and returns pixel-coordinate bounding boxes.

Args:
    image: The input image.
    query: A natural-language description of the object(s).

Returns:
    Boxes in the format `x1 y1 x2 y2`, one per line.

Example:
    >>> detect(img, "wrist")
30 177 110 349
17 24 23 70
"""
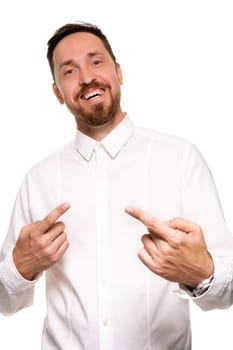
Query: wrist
13 249 38 281
187 274 215 297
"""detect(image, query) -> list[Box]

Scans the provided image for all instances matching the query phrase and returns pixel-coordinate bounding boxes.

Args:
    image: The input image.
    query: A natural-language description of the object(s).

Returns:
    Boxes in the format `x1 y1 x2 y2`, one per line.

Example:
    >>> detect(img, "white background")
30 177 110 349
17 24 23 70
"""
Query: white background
0 0 233 349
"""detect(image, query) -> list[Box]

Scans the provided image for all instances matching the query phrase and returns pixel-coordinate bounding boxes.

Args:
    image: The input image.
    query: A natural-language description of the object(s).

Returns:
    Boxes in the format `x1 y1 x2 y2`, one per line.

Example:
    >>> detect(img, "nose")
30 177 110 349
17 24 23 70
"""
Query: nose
78 66 95 86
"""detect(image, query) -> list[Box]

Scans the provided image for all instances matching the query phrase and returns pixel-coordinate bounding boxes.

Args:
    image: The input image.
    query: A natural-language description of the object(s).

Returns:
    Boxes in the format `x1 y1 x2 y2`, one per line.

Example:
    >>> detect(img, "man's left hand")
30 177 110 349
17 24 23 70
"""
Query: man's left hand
125 206 214 288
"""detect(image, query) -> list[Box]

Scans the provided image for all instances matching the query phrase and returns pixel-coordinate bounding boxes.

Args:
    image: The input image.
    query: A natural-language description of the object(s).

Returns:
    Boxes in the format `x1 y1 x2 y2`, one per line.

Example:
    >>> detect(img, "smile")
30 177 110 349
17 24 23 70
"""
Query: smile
82 88 105 100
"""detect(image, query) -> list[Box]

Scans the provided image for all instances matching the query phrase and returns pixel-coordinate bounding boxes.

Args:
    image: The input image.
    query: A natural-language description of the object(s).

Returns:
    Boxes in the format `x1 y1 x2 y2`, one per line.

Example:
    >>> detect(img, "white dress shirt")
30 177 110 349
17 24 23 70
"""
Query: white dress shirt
1 115 233 350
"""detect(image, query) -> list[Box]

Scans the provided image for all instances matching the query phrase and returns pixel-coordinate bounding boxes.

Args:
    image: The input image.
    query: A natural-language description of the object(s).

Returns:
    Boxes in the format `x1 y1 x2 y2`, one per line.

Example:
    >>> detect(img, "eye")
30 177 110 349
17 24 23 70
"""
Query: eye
64 68 75 76
93 60 102 66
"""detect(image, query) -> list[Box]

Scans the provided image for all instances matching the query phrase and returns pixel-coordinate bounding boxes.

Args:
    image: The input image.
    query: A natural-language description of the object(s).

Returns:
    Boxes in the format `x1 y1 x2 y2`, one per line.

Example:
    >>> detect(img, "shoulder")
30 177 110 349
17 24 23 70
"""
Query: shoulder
135 125 189 144
133 125 195 151
131 125 206 167
25 140 75 177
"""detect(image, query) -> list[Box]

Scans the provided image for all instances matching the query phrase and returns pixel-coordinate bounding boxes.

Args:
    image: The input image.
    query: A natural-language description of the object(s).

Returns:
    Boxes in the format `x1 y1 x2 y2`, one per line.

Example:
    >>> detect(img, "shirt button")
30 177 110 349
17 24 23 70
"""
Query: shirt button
102 319 108 326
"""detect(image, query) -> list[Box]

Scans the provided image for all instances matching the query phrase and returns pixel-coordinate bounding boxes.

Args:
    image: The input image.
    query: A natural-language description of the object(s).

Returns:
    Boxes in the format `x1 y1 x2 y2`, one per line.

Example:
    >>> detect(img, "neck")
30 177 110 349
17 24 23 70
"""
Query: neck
77 112 126 141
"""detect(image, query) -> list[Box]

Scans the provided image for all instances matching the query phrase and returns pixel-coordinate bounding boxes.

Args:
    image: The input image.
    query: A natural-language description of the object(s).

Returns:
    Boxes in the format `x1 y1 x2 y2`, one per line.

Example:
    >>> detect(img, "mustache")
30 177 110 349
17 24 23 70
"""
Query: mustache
75 81 108 101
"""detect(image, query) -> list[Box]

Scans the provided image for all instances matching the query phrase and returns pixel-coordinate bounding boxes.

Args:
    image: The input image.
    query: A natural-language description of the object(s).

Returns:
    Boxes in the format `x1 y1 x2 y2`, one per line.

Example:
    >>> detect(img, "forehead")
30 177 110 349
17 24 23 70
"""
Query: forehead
53 32 108 63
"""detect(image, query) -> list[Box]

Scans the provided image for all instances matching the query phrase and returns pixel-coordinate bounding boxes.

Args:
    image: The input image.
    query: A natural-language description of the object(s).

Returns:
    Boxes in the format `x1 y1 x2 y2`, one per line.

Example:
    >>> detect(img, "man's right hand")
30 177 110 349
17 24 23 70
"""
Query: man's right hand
13 203 70 281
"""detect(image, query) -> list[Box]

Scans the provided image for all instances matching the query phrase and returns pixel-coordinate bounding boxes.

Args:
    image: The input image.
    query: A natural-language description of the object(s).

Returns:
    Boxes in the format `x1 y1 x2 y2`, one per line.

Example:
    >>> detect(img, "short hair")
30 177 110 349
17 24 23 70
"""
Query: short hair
47 21 117 79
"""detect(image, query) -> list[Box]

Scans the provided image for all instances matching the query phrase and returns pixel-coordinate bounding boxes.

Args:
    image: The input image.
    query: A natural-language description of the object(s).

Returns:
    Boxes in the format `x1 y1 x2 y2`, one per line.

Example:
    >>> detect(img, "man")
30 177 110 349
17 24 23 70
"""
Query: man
0 22 233 350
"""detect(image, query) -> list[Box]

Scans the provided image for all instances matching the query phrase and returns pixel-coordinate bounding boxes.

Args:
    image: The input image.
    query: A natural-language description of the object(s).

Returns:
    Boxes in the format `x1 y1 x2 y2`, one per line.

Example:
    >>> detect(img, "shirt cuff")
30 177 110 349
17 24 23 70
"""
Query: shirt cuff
203 253 232 298
1 251 40 294
177 253 231 303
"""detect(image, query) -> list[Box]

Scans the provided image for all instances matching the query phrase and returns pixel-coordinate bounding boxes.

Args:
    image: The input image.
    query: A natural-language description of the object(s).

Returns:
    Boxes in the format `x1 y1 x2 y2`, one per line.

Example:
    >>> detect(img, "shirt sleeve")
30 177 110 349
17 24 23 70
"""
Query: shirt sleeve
180 144 233 310
0 176 40 315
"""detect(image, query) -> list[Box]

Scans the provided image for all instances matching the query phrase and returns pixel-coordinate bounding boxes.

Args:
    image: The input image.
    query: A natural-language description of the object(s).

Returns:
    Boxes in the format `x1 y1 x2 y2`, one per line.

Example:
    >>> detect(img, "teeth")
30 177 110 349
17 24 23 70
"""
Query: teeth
83 89 104 100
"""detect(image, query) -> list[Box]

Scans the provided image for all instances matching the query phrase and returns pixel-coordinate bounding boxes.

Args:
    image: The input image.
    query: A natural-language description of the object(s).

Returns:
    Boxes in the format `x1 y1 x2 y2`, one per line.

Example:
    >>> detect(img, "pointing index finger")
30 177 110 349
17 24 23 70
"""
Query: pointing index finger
125 206 156 226
125 206 173 241
41 202 70 232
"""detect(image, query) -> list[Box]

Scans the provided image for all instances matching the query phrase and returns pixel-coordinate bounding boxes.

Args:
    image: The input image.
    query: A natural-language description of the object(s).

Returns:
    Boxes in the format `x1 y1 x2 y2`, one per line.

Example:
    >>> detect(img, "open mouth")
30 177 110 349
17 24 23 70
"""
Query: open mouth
81 88 105 101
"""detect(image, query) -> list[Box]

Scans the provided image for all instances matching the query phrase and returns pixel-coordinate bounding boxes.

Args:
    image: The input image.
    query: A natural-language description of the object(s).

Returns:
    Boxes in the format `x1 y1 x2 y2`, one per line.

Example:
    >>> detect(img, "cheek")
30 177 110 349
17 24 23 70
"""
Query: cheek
106 72 122 91
59 83 78 103
112 79 122 95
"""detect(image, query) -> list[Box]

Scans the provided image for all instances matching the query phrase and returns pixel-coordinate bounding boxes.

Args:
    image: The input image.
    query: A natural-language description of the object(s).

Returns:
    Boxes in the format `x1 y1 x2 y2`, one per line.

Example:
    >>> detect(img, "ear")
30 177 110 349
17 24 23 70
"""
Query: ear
52 83 65 104
116 63 123 85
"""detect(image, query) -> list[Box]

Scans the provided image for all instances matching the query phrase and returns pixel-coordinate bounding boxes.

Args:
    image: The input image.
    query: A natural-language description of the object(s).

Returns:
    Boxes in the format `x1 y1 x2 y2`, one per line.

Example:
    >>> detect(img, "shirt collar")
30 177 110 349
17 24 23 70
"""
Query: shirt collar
74 115 134 161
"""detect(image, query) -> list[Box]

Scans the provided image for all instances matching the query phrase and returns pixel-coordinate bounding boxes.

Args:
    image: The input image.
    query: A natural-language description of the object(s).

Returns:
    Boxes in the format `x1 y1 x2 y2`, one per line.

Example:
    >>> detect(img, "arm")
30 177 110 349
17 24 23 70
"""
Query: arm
125 144 233 310
0 180 70 315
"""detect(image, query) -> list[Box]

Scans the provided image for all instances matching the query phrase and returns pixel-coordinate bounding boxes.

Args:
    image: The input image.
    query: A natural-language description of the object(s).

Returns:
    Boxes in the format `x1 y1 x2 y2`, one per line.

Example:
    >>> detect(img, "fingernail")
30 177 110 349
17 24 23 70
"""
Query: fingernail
125 206 134 214
62 202 70 210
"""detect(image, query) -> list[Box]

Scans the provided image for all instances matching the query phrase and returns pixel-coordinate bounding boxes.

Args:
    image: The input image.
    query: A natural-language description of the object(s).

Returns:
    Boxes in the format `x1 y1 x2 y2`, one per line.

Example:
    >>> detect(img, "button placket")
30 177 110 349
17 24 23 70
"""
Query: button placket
95 144 112 350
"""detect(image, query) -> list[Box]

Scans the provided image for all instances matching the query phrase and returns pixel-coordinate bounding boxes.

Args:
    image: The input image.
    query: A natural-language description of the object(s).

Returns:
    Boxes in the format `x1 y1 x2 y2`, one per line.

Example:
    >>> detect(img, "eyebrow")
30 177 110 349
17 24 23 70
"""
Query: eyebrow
58 51 104 70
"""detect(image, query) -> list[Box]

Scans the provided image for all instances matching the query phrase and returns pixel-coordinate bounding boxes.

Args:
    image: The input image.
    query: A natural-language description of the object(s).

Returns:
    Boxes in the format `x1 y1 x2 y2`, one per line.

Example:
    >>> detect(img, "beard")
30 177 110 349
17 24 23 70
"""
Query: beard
72 82 121 127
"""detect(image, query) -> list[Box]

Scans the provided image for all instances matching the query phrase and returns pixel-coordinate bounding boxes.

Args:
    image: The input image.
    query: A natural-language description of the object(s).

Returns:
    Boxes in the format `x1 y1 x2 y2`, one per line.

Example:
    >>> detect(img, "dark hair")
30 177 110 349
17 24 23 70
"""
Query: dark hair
47 21 117 79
